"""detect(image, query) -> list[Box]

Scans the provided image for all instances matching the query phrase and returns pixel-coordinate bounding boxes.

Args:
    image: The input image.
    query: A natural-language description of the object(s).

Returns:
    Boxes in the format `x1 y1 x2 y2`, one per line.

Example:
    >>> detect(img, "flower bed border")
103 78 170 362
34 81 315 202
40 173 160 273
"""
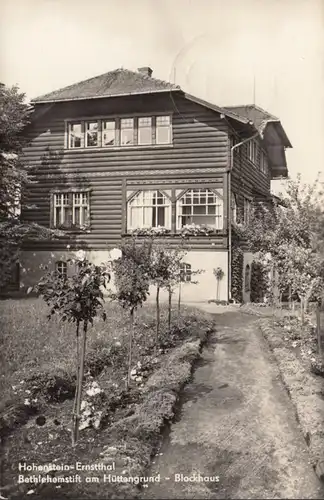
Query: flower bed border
259 318 324 483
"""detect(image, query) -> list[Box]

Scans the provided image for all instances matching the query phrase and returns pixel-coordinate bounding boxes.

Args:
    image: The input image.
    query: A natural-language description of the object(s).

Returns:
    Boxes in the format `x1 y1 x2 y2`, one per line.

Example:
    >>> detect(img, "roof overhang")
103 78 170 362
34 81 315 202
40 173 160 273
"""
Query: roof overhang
31 88 180 104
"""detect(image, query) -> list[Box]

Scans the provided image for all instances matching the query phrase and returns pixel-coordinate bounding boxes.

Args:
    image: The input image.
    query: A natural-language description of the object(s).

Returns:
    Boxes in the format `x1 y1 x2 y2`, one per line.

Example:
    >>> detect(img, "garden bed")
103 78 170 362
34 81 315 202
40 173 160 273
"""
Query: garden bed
259 315 324 482
0 298 214 499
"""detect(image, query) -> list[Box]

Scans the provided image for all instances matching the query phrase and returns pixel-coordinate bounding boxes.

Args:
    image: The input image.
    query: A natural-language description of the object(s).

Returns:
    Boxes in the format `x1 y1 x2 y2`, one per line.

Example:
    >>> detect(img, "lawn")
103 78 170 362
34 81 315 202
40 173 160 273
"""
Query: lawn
0 297 214 499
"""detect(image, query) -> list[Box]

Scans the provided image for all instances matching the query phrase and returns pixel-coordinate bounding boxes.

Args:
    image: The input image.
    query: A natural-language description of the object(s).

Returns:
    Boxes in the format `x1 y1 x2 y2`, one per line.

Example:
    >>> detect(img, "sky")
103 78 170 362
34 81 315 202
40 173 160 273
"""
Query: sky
1 0 324 191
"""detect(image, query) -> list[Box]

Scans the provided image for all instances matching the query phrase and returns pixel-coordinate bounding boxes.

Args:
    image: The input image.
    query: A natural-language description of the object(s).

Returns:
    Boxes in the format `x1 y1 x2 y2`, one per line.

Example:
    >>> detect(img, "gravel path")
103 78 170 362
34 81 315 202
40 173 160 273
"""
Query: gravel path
141 310 324 499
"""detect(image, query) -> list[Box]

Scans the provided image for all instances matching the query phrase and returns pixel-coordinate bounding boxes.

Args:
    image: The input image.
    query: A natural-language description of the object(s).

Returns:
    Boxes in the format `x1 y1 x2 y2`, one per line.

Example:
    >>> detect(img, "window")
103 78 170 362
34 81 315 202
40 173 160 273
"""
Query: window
102 120 116 147
138 117 152 145
156 115 172 144
120 118 134 146
177 188 223 230
69 123 82 148
231 193 238 223
53 191 90 229
247 140 258 164
243 197 252 224
66 115 172 148
85 121 99 147
127 190 171 231
180 263 192 282
56 261 67 279
260 151 268 175
244 264 251 292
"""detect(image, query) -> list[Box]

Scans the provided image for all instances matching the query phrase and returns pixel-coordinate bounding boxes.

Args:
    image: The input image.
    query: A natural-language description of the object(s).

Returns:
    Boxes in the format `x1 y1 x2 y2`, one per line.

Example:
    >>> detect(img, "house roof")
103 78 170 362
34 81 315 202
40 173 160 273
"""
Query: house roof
224 104 292 148
31 68 181 103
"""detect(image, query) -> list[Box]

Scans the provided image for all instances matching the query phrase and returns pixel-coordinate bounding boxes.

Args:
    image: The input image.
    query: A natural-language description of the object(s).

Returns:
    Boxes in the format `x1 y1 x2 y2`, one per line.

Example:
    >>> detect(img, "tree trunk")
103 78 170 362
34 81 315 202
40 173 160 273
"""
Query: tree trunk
72 321 80 445
288 285 292 310
127 309 135 390
72 320 87 447
178 281 182 324
300 297 305 324
168 286 172 331
156 285 160 347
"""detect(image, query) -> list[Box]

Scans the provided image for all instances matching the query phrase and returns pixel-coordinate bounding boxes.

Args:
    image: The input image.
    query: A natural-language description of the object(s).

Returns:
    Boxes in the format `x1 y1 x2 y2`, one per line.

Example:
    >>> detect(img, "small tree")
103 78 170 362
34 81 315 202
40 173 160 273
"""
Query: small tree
213 267 224 301
31 255 109 445
110 235 151 388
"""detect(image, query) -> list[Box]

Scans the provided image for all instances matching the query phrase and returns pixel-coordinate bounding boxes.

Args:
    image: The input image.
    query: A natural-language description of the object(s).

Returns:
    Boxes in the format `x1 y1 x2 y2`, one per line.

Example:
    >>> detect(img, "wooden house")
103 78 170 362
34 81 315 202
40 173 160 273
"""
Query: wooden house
20 66 292 302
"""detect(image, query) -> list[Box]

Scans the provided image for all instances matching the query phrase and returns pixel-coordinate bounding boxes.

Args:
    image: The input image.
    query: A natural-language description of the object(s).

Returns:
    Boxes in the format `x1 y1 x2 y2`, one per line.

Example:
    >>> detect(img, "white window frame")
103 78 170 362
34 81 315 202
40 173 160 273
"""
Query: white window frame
85 120 99 148
180 263 192 283
156 115 172 145
247 140 258 165
69 122 83 149
53 191 90 229
66 115 173 149
120 118 134 146
176 188 224 230
56 261 67 278
231 193 238 223
138 117 152 145
260 150 268 175
127 190 172 231
102 119 116 147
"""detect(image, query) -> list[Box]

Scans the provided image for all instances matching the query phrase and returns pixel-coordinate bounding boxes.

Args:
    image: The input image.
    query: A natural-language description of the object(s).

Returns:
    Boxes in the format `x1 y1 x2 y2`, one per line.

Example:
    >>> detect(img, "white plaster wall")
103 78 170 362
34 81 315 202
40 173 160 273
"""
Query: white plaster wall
21 249 228 303
149 250 228 303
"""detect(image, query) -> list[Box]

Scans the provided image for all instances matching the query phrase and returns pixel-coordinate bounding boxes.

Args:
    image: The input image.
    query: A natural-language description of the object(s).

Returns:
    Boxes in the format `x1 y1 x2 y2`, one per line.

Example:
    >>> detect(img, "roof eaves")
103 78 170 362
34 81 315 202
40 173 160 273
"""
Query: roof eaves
31 87 180 104
184 93 251 125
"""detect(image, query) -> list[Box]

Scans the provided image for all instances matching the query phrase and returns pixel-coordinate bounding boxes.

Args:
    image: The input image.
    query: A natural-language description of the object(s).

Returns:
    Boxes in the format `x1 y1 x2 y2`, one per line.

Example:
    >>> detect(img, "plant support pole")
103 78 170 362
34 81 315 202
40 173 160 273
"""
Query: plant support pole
73 320 88 446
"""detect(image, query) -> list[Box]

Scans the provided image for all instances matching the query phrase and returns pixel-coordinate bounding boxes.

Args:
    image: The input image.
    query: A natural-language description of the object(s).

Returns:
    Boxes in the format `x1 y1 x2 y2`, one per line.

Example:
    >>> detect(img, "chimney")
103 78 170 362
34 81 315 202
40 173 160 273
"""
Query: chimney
138 66 153 77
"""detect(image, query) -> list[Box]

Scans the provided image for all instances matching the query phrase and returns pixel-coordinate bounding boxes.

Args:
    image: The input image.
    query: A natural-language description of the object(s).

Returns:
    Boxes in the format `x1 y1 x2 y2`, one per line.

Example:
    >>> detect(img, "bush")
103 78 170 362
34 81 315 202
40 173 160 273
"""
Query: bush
24 370 75 402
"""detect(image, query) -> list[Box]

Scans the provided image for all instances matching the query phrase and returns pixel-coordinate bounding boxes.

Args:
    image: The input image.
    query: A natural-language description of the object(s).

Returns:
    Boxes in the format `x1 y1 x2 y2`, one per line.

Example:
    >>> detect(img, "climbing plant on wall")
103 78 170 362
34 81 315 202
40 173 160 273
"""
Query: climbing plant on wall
231 226 244 303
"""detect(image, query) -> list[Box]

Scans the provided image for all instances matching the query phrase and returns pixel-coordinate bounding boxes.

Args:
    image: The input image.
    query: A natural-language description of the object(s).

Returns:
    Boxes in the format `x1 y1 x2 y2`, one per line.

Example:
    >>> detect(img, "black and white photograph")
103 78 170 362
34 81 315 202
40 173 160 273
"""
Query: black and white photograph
1 0 324 498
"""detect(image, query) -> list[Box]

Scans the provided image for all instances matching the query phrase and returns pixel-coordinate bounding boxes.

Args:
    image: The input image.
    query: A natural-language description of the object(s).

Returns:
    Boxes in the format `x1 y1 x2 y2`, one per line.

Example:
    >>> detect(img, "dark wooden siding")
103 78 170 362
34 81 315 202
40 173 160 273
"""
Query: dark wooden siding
22 92 229 250
230 136 271 216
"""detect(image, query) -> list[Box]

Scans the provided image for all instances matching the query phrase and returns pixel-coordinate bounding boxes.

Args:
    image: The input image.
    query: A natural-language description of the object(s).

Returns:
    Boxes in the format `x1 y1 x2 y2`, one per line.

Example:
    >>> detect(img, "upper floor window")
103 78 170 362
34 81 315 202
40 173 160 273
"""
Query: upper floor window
138 117 152 145
243 197 252 224
52 191 90 229
127 190 172 231
102 120 116 146
120 118 134 146
85 121 99 147
177 188 223 230
231 193 238 223
69 123 83 148
260 151 268 175
66 115 172 149
156 115 172 144
247 140 258 165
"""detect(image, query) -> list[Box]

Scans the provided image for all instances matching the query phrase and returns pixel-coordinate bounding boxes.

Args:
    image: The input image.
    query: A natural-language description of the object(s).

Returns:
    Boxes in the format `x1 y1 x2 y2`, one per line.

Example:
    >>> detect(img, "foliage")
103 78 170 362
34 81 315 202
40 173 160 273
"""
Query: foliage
0 84 58 288
31 257 110 445
240 175 324 315
180 223 214 237
110 235 152 388
34 258 109 324
213 267 225 280
231 226 244 303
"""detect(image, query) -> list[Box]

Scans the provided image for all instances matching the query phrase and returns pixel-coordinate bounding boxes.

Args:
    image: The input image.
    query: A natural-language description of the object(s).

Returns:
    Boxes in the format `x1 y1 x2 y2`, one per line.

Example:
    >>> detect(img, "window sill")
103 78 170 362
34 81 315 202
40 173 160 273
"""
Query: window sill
123 231 226 237
52 227 91 234
64 144 174 153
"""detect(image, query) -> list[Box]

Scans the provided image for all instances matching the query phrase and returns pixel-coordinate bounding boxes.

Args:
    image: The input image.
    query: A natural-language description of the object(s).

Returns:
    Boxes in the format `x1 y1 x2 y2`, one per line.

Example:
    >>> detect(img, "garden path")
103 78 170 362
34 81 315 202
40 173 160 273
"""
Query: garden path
141 309 324 499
